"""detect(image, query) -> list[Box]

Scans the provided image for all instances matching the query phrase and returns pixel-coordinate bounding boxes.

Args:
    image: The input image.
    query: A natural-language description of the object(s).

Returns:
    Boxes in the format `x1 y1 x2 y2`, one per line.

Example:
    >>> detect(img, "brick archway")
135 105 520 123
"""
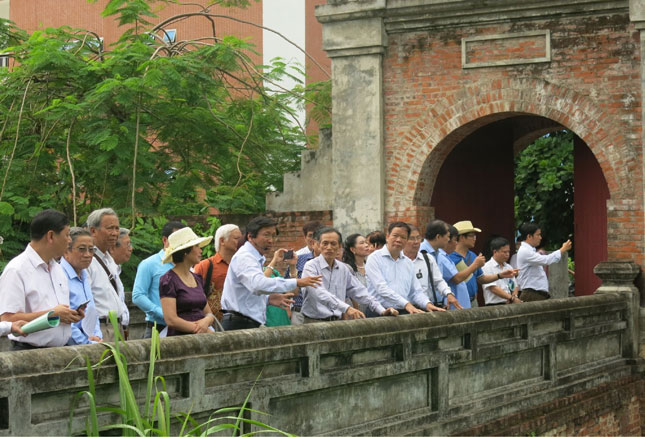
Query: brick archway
386 78 634 222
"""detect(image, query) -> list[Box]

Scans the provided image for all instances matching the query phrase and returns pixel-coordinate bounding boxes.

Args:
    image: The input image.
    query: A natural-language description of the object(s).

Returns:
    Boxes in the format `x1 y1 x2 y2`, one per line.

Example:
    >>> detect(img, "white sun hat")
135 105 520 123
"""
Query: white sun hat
162 227 213 264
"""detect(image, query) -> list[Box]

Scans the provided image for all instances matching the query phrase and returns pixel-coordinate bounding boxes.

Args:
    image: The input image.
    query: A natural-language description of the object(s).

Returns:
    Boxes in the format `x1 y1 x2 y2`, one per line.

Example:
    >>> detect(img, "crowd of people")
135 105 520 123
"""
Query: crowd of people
0 208 572 350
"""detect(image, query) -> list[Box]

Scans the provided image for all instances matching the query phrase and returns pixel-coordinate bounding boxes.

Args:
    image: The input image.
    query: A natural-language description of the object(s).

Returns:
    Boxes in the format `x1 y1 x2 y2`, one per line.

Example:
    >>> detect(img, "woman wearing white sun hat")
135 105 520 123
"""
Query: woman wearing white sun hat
159 227 217 336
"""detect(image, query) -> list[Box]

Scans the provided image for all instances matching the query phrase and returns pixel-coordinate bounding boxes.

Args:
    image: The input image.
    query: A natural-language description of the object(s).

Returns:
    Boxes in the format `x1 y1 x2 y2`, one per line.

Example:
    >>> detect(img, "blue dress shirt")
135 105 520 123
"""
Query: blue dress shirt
365 246 430 310
447 250 483 300
292 250 314 308
61 258 102 345
420 240 471 309
221 241 298 325
132 249 173 325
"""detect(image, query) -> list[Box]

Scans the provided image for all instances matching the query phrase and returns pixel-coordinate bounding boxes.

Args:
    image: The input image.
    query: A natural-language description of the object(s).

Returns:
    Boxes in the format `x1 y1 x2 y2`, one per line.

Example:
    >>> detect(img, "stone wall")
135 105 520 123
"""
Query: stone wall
0 292 641 436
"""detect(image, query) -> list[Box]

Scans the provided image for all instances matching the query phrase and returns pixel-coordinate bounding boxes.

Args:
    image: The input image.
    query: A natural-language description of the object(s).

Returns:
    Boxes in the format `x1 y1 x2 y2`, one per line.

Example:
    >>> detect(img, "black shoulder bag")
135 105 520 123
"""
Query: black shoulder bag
420 250 443 308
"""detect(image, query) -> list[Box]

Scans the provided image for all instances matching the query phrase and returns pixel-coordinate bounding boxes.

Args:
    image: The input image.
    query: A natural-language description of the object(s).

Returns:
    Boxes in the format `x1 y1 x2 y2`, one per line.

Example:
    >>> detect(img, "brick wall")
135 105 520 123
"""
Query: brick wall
382 12 644 268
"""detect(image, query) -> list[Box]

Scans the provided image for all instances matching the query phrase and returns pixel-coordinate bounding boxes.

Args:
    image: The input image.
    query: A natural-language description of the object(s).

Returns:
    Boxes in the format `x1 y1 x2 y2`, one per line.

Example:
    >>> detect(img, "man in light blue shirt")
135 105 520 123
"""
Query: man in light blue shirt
366 222 446 315
221 216 322 330
301 227 398 322
61 227 102 345
132 221 185 338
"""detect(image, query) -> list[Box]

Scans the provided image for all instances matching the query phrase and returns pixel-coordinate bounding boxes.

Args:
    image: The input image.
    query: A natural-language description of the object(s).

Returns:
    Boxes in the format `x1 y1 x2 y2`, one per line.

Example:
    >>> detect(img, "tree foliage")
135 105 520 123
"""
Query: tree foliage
0 0 329 270
514 130 574 251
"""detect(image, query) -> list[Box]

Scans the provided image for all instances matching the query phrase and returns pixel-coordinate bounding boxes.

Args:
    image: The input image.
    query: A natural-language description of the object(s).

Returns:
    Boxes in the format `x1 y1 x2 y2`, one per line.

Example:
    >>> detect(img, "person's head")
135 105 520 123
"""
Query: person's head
162 221 186 249
403 225 421 259
87 208 119 252
425 220 449 249
518 222 542 247
445 225 459 254
491 237 510 264
454 220 481 250
64 227 94 274
302 220 322 252
30 209 71 260
215 224 242 254
386 221 411 257
366 230 386 253
314 226 342 264
342 233 369 271
246 216 278 256
111 228 132 265
162 227 213 265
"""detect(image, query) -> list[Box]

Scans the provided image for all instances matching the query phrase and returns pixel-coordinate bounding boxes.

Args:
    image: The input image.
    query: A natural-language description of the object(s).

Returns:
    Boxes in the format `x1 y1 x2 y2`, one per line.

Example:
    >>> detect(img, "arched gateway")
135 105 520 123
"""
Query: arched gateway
267 0 644 294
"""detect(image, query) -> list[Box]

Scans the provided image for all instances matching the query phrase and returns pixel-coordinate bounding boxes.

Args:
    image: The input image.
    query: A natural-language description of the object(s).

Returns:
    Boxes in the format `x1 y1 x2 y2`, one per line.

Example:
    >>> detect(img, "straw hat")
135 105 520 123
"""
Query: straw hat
162 227 213 264
453 220 482 235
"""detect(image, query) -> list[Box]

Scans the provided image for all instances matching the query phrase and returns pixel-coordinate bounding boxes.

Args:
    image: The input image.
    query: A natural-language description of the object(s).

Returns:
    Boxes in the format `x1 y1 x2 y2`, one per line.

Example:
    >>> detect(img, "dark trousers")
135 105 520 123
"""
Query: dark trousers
144 322 166 339
520 288 550 302
221 312 261 330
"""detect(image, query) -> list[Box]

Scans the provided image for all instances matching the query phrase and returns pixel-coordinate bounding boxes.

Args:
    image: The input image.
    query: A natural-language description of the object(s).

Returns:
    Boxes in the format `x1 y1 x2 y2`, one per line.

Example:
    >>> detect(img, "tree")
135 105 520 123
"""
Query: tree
514 130 574 251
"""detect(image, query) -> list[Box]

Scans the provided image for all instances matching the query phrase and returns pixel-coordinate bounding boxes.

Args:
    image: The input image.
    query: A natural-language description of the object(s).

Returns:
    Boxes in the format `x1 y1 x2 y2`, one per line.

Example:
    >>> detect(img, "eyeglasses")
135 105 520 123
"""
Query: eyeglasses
409 236 423 242
74 246 95 254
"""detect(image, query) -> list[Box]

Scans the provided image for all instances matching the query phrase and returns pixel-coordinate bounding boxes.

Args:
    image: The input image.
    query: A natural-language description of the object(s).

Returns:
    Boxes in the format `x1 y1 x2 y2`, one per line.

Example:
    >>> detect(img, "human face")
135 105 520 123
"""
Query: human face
91 214 120 252
52 226 72 259
526 229 542 248
404 230 421 258
304 231 316 252
249 226 276 256
433 231 450 250
319 231 340 264
445 235 458 254
186 244 202 265
111 235 132 265
64 235 94 274
461 232 478 249
221 228 243 254
350 236 370 258
386 226 409 256
493 245 511 264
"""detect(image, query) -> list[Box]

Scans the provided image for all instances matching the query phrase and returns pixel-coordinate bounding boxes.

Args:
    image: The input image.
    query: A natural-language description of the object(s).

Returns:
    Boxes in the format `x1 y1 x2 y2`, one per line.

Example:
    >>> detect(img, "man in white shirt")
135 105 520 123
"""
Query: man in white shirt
221 216 322 330
0 209 83 349
87 208 129 341
516 222 572 301
482 237 522 305
366 222 446 315
403 225 460 309
301 227 398 322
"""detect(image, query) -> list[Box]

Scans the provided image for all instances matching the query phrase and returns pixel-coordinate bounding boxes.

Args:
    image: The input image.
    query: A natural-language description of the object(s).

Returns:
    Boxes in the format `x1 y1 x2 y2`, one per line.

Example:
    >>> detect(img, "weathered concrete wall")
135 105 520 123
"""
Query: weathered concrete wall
0 292 641 436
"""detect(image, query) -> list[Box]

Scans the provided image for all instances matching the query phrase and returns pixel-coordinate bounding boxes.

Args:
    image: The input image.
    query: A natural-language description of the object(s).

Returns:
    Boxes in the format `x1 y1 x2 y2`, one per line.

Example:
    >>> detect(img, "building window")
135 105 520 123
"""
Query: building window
162 29 177 43
0 56 8 68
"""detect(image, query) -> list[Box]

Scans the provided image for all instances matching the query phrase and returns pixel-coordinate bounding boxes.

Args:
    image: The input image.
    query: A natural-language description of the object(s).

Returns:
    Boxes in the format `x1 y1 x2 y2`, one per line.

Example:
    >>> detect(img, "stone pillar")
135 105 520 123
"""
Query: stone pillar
594 261 641 359
316 2 387 235
547 251 570 298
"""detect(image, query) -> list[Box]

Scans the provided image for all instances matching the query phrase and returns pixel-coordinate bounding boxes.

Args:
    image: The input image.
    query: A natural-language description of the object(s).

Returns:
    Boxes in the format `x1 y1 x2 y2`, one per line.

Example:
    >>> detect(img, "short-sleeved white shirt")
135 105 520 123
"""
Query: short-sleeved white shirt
0 244 71 346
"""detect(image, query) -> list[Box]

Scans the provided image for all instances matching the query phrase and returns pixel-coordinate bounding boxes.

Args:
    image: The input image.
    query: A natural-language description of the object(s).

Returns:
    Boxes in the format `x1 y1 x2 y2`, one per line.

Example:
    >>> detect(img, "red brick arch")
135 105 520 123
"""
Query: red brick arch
386 78 634 218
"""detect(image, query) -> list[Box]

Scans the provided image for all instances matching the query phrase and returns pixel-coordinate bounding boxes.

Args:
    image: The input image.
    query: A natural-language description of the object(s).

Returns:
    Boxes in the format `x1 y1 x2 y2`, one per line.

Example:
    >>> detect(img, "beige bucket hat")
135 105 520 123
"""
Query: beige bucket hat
162 227 213 264
453 220 482 235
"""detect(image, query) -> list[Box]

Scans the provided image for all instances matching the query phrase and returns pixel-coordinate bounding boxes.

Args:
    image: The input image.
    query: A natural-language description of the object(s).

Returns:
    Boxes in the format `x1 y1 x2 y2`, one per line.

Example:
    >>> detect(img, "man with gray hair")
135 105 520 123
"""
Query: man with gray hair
194 224 243 321
87 208 129 341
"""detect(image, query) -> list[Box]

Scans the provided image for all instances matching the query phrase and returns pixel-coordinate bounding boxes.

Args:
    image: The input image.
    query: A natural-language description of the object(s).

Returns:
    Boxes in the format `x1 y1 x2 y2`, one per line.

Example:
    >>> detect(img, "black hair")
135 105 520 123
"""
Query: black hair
314 226 342 243
387 221 410 237
162 221 185 239
31 209 69 241
425 220 449 241
342 233 362 272
490 237 510 252
366 230 386 247
303 220 322 236
518 222 540 241
448 225 459 240
171 246 194 264
246 216 278 238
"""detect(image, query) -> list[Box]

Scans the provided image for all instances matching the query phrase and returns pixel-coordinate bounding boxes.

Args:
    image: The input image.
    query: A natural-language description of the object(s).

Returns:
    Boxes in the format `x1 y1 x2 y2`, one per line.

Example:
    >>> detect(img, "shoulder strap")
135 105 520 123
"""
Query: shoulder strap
420 250 440 305
93 253 119 296
203 258 214 297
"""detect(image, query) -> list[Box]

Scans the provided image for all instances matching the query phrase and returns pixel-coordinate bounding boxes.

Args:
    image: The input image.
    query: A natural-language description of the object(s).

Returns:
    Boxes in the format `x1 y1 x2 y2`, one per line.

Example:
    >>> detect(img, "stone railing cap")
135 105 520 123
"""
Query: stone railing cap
594 261 641 282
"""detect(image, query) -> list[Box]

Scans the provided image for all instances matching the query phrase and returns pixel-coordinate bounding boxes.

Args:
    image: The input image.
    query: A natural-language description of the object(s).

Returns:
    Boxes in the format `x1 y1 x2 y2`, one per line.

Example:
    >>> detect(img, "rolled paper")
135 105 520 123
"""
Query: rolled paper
21 311 60 334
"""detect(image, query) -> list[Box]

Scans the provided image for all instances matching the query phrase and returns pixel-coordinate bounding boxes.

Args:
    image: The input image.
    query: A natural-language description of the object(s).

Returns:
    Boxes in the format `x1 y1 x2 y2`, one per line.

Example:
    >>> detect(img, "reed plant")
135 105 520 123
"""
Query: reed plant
69 311 293 436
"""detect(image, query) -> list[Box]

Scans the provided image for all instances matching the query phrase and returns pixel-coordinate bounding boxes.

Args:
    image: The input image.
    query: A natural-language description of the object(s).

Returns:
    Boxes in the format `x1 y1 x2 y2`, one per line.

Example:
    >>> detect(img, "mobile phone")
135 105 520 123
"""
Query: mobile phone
283 249 294 260
76 300 90 311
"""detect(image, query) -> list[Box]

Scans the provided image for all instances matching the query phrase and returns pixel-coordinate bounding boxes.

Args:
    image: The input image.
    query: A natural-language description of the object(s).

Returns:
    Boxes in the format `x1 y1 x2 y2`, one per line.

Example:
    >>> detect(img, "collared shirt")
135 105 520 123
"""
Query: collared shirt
0 244 71 347
420 240 471 309
301 255 385 319
447 250 483 300
88 247 129 324
482 258 517 304
517 241 561 293
221 241 298 325
132 249 172 325
410 251 453 304
365 246 430 310
0 321 10 337
295 246 310 256
292 249 314 308
60 258 102 344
